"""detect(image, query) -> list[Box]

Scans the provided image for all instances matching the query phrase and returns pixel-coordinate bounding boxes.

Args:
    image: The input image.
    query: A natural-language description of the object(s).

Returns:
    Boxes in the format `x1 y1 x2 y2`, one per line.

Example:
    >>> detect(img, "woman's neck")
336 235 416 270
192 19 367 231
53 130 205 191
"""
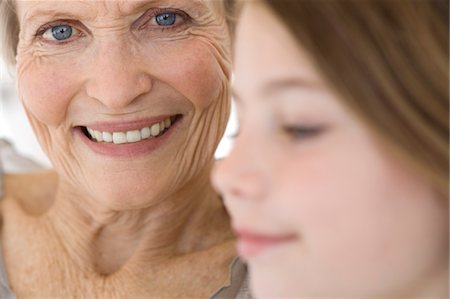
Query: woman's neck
43 167 233 275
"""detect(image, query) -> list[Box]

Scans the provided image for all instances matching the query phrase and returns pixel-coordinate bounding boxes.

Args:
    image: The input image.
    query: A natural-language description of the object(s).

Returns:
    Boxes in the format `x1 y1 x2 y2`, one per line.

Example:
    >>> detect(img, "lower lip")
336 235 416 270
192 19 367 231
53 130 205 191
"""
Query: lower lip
237 234 298 259
75 118 181 158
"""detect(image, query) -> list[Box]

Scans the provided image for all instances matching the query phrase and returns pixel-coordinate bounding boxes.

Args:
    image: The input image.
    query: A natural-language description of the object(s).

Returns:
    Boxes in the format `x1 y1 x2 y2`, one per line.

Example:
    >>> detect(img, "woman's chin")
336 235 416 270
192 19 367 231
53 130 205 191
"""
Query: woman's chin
72 167 171 209
85 182 163 211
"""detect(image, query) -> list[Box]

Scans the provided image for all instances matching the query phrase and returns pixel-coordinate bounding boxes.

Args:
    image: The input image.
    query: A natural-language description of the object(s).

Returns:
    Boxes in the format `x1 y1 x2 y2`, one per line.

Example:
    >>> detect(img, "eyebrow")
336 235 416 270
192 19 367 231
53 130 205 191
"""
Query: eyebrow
261 77 321 96
22 2 94 24
231 77 322 106
21 0 209 25
121 0 209 16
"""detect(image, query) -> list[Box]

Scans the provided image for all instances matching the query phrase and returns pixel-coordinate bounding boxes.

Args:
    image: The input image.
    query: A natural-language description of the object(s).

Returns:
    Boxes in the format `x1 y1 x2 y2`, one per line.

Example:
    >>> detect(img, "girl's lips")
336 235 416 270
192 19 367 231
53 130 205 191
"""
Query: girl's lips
235 229 298 259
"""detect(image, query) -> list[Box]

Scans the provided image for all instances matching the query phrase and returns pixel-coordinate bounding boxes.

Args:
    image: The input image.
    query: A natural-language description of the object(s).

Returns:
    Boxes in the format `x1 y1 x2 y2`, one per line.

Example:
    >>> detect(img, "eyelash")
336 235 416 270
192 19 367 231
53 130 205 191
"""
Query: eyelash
34 8 191 43
35 20 83 44
228 124 325 141
283 126 325 140
138 8 191 31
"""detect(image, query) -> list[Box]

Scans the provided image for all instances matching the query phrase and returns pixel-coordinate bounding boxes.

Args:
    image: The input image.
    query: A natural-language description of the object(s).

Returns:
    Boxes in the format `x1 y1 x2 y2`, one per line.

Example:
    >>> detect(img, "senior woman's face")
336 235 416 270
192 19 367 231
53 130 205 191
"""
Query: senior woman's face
15 0 230 207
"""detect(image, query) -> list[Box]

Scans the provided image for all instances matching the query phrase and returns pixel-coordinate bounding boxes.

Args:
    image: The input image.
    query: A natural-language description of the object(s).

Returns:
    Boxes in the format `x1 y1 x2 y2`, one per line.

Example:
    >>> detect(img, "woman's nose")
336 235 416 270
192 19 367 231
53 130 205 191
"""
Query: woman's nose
85 41 153 110
212 138 269 201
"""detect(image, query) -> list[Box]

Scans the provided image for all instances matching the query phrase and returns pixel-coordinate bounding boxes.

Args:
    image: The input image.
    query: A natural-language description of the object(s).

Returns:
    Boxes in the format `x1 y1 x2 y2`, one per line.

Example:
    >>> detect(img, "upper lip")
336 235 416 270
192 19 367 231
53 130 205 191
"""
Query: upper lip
78 115 179 132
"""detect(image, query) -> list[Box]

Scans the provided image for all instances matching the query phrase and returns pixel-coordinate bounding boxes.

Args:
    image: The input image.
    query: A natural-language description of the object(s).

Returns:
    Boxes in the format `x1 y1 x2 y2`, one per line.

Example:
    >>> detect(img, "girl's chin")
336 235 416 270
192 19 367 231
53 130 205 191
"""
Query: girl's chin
251 284 292 299
250 267 307 299
250 272 287 298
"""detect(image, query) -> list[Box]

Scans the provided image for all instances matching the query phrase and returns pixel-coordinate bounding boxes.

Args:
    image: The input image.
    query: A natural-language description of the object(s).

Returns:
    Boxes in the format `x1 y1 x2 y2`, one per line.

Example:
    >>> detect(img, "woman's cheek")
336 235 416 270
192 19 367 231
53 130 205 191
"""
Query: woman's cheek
148 38 229 109
18 59 81 128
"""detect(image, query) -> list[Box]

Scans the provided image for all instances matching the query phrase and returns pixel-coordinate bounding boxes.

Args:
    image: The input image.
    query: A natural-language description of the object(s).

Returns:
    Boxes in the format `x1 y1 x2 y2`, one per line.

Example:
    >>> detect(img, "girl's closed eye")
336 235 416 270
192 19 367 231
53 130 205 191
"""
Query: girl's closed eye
283 125 327 140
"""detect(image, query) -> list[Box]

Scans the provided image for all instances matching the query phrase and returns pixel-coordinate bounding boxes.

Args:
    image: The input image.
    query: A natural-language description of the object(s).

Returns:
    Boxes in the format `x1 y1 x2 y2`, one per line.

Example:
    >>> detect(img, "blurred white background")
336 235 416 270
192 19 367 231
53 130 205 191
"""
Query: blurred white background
0 57 237 170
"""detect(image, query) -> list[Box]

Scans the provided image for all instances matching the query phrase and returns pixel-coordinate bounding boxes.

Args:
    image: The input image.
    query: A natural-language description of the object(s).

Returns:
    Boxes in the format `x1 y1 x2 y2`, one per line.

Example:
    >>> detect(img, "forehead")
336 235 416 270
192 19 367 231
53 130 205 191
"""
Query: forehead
16 0 219 20
234 4 322 88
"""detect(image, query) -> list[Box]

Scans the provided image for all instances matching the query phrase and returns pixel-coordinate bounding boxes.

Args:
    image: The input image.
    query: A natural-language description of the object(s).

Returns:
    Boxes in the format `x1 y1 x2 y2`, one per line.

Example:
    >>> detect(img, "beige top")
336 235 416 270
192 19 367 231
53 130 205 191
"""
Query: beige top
0 138 251 299
0 141 16 299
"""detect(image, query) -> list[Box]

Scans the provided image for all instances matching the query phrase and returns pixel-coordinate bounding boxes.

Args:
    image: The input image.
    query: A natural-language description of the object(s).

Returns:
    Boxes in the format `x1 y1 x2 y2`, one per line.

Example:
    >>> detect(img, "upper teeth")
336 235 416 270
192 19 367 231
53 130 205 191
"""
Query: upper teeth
86 117 172 144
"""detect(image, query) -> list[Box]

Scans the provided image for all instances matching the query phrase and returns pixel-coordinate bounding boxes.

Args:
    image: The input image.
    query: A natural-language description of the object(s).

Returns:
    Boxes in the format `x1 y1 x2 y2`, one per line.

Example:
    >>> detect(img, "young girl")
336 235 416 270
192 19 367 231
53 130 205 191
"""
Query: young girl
213 0 449 298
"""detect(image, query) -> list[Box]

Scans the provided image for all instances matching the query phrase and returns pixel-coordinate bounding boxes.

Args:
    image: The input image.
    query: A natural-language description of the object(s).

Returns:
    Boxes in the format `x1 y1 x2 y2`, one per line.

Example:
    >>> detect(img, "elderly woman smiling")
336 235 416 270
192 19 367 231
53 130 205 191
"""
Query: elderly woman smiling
0 0 250 298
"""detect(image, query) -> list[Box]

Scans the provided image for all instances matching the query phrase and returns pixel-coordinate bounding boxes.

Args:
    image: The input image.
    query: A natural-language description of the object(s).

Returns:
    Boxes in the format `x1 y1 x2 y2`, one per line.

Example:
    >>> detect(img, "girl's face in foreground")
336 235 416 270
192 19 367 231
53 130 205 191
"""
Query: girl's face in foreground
213 4 449 298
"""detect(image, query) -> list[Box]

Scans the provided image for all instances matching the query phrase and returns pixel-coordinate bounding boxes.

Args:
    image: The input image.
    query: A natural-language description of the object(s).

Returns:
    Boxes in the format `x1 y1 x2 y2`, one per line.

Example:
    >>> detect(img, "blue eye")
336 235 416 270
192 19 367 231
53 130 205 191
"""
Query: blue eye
155 13 177 26
42 24 78 41
51 25 72 40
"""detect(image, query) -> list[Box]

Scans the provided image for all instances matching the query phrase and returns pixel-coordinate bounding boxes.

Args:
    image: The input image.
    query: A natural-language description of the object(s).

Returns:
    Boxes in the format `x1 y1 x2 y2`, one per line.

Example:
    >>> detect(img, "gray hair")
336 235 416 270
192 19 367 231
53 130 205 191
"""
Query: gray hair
0 0 18 66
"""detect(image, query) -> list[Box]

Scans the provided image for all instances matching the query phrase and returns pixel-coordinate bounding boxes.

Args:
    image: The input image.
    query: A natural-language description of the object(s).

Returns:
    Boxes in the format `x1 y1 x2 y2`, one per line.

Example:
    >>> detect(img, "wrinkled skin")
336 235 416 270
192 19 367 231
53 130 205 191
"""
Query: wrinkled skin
15 0 231 211
213 3 449 298
1 0 235 297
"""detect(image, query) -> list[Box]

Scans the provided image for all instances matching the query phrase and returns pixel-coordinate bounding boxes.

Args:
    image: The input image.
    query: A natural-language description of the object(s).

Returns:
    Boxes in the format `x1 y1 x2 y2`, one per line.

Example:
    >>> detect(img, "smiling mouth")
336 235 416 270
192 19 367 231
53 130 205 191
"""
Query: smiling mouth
235 229 299 259
80 115 182 144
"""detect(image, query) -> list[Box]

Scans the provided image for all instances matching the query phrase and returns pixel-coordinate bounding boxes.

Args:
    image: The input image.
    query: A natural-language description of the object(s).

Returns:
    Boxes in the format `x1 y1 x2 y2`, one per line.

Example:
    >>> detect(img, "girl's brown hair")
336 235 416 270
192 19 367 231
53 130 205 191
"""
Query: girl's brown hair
263 0 449 195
